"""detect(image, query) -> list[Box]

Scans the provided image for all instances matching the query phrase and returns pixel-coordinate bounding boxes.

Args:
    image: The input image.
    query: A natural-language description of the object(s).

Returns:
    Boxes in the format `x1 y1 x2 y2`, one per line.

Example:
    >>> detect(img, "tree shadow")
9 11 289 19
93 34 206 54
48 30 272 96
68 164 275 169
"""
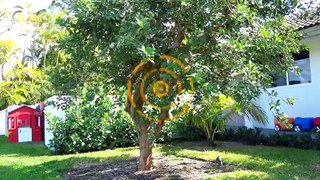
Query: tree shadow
0 136 50 157
159 141 320 179
0 154 136 180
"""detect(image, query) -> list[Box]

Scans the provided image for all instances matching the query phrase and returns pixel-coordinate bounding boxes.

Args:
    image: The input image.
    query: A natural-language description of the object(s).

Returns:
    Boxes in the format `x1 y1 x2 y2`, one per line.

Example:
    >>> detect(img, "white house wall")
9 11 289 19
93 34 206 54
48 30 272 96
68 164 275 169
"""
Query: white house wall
44 96 73 147
253 34 320 129
0 110 8 135
44 103 66 147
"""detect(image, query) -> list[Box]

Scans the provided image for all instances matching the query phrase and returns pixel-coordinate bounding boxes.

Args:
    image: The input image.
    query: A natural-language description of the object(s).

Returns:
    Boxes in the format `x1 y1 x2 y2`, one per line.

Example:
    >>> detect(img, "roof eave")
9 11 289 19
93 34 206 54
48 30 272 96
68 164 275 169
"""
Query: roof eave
299 24 320 38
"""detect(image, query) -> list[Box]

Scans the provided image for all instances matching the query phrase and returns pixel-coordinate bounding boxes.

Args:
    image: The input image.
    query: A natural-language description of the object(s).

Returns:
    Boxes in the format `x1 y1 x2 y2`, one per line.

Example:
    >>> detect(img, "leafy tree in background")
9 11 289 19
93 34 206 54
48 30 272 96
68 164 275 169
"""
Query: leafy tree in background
22 8 70 95
0 37 48 110
0 3 53 108
11 3 68 69
0 61 49 109
0 40 18 82
50 0 305 170
0 3 21 79
0 40 17 65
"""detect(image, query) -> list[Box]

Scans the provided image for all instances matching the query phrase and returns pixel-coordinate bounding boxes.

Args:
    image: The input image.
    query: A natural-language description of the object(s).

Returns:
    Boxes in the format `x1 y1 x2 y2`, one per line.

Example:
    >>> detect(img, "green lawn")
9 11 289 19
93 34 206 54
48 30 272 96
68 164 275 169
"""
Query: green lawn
160 141 320 179
0 136 319 180
0 136 138 180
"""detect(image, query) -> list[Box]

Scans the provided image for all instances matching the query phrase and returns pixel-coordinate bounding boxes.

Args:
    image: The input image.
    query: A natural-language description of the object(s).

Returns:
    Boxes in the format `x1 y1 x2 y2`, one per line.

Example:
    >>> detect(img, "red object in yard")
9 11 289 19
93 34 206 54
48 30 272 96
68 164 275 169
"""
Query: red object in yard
7 106 44 143
314 117 320 132
274 117 295 131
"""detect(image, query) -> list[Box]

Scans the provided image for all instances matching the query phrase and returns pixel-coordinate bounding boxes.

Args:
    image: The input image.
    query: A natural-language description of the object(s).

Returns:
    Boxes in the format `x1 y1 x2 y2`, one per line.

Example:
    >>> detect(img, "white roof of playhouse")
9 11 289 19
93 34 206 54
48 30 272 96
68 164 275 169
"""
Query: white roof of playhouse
1 104 38 113
0 95 74 113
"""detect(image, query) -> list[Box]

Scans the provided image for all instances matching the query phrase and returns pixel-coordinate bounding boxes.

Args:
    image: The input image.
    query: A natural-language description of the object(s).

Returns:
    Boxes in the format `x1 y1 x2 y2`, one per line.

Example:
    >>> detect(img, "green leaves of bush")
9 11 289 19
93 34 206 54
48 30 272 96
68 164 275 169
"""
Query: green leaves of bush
48 84 137 154
217 126 320 150
158 118 204 143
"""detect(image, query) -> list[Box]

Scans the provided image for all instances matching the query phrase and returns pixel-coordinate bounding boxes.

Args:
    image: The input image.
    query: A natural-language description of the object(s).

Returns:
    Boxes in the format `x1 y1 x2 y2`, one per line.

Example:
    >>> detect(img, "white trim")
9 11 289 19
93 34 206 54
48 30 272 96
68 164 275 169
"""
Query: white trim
286 72 289 86
300 25 320 38
267 82 312 91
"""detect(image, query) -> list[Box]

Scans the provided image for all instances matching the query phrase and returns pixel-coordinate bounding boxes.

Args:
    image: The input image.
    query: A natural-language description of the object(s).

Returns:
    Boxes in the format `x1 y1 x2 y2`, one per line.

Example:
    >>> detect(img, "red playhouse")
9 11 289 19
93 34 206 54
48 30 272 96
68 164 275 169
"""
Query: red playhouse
7 105 44 143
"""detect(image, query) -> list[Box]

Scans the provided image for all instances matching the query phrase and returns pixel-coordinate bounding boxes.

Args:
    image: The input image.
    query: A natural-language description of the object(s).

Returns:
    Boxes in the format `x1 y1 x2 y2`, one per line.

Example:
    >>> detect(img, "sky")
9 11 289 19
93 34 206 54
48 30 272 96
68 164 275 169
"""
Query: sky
1 0 53 12
0 0 53 41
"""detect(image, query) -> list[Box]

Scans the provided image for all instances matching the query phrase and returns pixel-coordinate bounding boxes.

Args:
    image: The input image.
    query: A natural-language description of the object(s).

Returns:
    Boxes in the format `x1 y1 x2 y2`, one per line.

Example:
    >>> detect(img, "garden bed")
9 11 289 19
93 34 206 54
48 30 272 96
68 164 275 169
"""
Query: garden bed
64 153 241 180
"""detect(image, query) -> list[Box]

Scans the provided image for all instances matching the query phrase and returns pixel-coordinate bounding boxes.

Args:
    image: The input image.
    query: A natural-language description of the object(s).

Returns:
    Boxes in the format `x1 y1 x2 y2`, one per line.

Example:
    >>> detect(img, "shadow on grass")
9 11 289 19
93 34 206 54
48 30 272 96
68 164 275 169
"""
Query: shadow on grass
158 141 320 179
0 153 135 180
0 136 50 157
0 135 140 179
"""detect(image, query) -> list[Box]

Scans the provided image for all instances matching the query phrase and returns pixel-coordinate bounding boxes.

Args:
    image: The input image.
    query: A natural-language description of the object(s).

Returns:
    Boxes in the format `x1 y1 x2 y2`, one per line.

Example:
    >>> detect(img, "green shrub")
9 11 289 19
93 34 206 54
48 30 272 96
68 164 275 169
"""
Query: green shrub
47 84 138 154
157 118 205 143
215 128 236 141
220 126 320 150
215 126 266 145
267 133 320 149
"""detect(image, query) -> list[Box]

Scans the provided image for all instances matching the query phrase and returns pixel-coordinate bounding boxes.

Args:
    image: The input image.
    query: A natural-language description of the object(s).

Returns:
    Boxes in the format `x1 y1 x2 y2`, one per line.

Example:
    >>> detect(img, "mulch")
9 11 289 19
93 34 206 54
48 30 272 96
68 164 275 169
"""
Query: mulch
64 153 243 180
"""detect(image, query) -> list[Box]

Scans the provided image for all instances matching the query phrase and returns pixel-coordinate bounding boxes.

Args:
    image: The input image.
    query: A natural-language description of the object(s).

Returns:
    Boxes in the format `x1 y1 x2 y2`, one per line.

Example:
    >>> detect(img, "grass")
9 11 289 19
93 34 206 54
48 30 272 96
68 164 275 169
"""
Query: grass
158 141 320 179
0 136 319 179
0 136 138 180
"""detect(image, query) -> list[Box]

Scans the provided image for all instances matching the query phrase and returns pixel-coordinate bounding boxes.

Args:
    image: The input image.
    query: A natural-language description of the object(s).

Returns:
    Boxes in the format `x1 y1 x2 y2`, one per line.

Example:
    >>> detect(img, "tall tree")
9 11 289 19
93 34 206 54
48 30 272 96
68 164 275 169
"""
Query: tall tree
53 0 304 170
0 61 48 109
0 2 54 108
0 40 18 83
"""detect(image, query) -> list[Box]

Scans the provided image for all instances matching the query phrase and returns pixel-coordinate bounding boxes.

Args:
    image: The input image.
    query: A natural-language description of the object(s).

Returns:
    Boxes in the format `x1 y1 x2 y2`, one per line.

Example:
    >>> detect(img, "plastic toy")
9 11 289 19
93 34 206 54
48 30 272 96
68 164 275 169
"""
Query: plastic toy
314 117 320 132
293 117 314 132
274 117 294 132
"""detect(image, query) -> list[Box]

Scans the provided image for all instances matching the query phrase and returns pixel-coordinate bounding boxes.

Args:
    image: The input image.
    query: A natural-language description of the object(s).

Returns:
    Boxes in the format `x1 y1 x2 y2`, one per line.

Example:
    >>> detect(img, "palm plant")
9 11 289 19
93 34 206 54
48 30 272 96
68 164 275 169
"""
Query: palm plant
0 61 50 109
191 94 267 145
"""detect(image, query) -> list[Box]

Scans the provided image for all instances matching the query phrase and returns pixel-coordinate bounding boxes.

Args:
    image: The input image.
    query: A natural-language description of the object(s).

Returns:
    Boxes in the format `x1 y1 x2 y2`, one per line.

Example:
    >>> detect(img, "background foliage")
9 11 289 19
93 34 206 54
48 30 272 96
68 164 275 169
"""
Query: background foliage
216 126 320 150
47 84 138 154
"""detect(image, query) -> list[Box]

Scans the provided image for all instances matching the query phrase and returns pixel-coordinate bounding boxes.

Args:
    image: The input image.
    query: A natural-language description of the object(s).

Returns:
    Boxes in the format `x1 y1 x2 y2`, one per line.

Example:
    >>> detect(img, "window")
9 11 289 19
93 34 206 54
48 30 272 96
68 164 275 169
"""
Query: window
8 118 14 129
272 74 287 87
271 50 311 87
288 58 311 85
18 119 28 126
37 116 41 127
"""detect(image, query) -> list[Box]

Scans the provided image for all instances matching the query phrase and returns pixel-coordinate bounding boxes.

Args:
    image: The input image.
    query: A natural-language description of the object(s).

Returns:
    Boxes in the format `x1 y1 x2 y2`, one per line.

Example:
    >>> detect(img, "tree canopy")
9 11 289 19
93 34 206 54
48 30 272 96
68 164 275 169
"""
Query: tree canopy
52 0 302 98
49 0 304 170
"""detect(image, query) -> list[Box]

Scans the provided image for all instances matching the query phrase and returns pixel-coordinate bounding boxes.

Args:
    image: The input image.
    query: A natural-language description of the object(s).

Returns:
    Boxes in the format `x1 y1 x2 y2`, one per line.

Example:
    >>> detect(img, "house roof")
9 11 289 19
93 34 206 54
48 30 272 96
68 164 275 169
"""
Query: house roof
288 15 320 30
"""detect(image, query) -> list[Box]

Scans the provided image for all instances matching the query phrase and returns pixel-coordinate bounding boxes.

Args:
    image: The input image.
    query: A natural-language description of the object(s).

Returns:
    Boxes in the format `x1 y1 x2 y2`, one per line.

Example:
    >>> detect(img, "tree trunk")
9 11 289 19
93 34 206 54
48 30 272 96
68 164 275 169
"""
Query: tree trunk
127 78 154 171
208 127 218 146
136 109 169 171
138 122 153 171
126 61 170 171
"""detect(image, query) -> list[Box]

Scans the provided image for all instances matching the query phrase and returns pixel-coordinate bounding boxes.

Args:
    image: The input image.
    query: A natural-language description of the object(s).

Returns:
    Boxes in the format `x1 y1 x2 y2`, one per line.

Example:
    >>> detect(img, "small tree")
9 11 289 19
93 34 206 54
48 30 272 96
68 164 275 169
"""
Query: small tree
191 94 267 145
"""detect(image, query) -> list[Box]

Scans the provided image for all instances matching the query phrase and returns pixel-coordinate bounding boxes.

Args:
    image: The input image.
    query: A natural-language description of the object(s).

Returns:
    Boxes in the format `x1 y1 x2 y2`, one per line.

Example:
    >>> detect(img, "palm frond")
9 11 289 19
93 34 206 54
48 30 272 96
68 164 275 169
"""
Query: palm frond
190 94 267 143
242 102 267 125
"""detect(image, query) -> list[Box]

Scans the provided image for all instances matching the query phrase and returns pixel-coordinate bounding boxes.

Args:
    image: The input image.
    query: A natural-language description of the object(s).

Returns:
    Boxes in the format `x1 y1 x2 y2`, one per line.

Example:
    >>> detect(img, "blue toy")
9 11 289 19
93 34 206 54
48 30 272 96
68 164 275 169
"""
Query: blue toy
293 117 314 132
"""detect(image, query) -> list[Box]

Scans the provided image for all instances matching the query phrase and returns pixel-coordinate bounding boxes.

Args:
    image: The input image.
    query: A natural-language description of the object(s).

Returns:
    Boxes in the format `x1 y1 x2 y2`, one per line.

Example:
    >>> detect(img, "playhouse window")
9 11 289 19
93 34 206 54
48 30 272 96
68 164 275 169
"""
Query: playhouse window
271 50 311 87
8 118 14 129
37 116 41 127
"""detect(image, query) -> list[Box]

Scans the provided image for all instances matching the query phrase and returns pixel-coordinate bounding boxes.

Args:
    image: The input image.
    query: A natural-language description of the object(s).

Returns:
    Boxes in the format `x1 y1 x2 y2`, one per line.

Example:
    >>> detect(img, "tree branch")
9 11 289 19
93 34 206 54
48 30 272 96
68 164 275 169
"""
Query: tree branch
164 22 185 54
